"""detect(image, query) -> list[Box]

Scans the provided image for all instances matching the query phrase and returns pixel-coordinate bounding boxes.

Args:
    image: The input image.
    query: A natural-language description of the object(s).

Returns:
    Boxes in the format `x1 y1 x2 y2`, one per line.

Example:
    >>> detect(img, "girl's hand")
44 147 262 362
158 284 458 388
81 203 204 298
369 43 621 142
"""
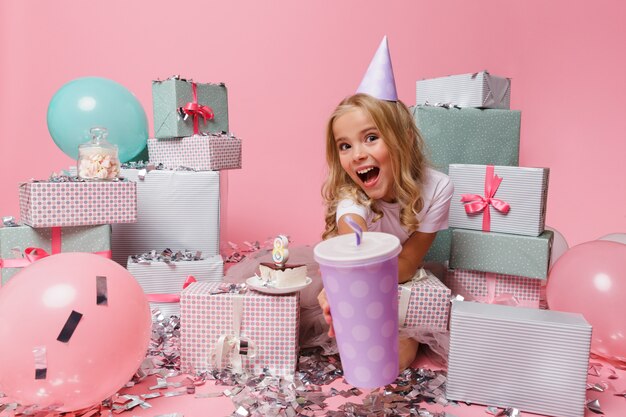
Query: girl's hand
317 288 335 337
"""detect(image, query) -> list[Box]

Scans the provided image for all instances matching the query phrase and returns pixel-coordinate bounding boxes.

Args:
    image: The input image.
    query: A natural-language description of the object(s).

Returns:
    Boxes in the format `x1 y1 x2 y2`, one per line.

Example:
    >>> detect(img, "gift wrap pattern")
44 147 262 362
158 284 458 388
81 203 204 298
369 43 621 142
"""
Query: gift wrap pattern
445 269 541 308
398 271 451 330
180 282 300 377
128 254 224 318
147 133 242 171
448 164 549 236
416 71 511 109
0 224 111 285
450 229 553 279
412 106 520 174
111 169 221 265
19 181 137 228
447 301 591 417
152 78 228 138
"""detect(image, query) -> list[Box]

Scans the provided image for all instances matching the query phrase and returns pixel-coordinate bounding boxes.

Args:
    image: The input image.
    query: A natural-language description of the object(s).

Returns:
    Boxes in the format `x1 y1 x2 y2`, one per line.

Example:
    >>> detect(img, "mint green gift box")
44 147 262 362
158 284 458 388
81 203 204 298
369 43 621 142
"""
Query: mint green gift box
449 229 553 279
152 77 229 139
0 223 111 285
412 106 521 174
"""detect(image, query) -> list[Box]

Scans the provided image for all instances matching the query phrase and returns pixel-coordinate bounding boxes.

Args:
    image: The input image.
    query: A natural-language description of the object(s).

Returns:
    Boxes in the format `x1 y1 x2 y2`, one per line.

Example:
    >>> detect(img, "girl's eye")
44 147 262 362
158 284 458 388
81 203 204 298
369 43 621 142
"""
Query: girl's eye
338 143 351 151
365 134 378 143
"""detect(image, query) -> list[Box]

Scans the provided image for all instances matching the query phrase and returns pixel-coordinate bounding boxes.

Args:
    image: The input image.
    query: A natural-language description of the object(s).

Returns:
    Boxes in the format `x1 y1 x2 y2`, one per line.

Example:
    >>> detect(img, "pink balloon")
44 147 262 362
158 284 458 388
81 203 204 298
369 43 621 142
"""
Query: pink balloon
547 240 626 362
0 253 151 411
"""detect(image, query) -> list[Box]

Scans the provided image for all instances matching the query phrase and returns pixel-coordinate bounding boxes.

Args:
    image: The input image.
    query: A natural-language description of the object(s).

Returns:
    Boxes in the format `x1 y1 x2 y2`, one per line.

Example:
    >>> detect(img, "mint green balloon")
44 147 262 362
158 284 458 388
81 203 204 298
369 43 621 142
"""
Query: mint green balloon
47 77 148 162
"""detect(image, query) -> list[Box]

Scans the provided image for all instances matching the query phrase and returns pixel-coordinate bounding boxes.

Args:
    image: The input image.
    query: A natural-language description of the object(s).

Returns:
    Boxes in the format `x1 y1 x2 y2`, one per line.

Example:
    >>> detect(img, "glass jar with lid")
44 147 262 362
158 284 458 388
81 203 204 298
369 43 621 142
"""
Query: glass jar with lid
77 127 120 180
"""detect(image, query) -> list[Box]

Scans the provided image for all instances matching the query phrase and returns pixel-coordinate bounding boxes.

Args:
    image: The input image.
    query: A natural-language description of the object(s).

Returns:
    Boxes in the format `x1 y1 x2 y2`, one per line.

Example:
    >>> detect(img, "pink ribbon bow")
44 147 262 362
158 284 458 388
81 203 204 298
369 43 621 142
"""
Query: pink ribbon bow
460 165 511 232
181 82 214 134
145 275 197 303
484 272 519 306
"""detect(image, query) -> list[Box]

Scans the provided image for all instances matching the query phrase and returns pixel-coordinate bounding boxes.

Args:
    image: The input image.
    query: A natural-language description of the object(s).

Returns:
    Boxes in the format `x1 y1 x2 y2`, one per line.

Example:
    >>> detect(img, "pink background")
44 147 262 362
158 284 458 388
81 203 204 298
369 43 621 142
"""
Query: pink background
1 1 624 248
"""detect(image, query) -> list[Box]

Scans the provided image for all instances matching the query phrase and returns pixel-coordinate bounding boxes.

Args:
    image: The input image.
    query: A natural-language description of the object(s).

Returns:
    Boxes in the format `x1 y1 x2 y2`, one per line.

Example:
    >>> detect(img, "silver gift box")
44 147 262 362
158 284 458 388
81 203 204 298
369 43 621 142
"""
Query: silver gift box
447 301 591 417
416 71 511 109
112 169 222 265
448 164 549 236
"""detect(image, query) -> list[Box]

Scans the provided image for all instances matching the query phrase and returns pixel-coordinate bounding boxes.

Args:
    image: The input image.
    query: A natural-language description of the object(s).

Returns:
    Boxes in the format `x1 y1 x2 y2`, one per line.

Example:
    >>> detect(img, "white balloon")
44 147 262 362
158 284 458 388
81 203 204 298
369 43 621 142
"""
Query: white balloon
545 226 569 270
598 233 626 245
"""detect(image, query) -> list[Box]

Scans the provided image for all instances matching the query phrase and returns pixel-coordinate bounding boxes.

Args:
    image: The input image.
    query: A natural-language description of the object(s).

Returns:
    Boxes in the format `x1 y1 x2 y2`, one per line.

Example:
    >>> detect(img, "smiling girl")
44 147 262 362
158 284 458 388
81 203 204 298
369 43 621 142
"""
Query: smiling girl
317 93 454 370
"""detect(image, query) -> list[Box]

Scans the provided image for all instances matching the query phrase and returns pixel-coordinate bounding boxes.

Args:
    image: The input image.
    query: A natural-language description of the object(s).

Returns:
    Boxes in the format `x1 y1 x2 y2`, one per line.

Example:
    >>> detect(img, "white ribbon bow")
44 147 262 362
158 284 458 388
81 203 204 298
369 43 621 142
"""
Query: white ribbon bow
212 295 257 374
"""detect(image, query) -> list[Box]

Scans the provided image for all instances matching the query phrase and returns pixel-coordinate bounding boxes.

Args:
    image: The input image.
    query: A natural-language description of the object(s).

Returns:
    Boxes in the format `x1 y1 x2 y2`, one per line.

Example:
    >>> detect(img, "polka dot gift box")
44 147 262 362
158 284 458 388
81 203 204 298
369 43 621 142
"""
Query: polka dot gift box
398 269 452 331
444 268 541 309
450 229 554 280
0 222 111 285
147 132 241 171
152 76 229 139
180 282 300 377
19 180 137 228
411 106 520 175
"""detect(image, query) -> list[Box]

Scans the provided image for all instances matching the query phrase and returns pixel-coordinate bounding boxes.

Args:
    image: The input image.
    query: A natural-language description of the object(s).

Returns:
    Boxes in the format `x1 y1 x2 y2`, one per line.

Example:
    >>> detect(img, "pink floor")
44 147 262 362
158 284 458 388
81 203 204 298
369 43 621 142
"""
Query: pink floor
113 355 625 417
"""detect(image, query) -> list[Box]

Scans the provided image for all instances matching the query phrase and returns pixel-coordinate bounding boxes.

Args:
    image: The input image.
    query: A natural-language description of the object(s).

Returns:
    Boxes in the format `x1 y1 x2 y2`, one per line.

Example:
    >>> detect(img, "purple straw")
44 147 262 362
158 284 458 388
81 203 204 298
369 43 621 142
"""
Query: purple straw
344 215 363 246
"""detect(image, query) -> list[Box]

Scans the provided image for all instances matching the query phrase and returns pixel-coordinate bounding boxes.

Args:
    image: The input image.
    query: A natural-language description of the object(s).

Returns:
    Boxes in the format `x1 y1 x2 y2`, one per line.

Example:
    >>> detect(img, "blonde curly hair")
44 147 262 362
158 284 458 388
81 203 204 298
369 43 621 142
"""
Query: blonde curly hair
321 94 429 240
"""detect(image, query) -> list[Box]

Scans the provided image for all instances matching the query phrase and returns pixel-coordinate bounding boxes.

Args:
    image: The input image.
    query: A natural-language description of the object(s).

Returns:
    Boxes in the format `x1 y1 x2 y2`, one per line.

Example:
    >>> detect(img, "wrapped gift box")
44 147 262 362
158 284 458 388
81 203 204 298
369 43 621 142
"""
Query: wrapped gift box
180 282 300 377
128 252 223 318
416 71 511 109
111 168 222 265
448 164 549 236
447 301 591 417
152 77 228 138
19 180 137 228
0 222 111 285
450 229 553 279
412 106 520 174
444 269 541 308
147 133 242 171
398 269 451 330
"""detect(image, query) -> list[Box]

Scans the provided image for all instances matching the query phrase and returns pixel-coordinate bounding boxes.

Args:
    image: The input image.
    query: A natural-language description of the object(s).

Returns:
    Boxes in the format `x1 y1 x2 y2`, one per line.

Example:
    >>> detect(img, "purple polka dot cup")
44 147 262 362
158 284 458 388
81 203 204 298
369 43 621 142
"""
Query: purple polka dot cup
314 232 401 388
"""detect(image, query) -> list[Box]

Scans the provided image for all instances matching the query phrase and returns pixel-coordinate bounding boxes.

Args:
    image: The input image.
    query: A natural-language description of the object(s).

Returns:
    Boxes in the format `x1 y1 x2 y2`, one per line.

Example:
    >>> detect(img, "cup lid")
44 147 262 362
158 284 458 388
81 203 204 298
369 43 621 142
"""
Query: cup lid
313 232 401 267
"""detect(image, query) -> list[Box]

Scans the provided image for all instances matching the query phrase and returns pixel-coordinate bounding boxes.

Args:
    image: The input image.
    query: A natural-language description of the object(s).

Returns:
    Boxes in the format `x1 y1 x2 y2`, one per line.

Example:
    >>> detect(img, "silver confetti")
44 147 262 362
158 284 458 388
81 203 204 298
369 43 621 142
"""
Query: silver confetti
587 399 604 414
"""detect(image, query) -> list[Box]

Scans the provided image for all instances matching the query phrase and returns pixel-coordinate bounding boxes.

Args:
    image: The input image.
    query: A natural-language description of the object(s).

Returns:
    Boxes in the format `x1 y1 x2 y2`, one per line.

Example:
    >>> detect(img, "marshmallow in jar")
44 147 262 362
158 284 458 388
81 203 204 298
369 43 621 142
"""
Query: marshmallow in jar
78 127 121 180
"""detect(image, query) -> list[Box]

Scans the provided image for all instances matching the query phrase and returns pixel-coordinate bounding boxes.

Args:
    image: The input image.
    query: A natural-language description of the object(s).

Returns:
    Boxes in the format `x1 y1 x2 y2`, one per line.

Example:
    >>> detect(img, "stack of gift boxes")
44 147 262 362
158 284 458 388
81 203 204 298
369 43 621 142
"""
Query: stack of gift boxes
1 178 137 285
114 76 299 378
414 71 591 417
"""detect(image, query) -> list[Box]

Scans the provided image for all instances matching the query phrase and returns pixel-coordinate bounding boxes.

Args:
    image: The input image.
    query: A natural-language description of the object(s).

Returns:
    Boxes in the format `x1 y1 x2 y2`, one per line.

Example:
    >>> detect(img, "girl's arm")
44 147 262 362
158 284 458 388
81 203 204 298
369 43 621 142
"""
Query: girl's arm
338 214 436 284
396 231 436 283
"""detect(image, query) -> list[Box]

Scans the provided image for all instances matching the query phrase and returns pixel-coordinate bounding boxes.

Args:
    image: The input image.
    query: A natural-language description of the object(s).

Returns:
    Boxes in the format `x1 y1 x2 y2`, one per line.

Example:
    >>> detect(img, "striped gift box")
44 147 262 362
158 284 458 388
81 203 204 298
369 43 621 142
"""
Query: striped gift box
447 301 591 417
128 254 223 319
449 164 549 236
111 169 221 265
147 133 242 171
416 71 511 109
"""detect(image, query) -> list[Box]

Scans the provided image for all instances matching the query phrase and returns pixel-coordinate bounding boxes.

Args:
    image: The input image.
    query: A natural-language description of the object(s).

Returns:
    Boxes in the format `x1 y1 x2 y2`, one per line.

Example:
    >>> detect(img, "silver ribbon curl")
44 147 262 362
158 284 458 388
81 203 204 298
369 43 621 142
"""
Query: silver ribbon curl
130 249 203 265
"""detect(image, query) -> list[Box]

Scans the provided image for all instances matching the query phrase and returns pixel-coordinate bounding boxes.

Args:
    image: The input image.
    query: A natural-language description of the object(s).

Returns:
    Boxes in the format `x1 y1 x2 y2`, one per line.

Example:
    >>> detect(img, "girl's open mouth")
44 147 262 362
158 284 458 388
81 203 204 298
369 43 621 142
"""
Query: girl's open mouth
357 166 380 186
